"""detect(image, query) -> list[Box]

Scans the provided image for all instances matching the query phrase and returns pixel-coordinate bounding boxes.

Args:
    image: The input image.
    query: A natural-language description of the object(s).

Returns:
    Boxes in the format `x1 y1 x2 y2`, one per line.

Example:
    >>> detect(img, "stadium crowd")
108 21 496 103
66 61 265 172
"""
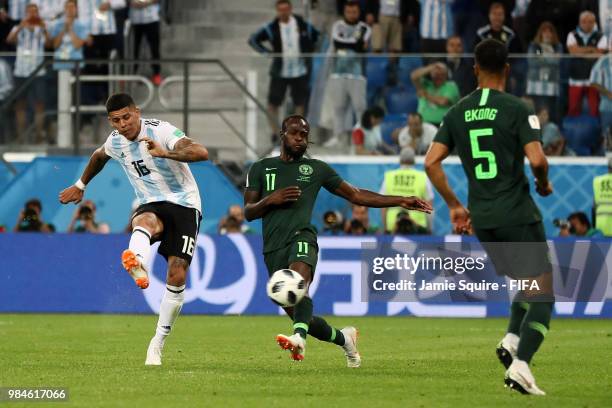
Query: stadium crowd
250 0 611 156
0 0 167 143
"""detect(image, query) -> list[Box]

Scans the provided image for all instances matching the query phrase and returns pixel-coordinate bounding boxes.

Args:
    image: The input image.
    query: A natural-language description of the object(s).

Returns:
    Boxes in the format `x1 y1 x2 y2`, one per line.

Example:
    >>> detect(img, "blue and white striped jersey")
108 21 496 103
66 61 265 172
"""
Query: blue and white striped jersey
8 0 28 21
78 0 117 35
128 1 159 25
103 119 202 213
419 0 454 40
11 25 47 77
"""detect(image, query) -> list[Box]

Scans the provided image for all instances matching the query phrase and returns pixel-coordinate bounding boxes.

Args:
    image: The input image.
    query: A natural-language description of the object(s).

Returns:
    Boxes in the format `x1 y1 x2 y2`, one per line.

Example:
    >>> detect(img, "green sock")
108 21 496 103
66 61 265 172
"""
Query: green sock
308 316 346 346
507 298 530 335
517 301 554 363
293 296 313 339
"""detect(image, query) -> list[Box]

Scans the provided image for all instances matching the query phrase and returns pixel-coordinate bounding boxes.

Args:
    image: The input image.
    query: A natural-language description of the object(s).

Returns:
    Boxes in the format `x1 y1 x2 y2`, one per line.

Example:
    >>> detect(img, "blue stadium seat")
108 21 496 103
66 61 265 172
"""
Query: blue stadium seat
381 113 408 145
366 57 388 106
397 56 422 89
562 115 602 156
385 87 418 115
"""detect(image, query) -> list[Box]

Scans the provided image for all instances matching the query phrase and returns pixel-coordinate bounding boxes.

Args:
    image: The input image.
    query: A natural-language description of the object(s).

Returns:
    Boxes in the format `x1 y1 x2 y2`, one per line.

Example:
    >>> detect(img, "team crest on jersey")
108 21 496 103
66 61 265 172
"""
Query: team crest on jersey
299 164 313 176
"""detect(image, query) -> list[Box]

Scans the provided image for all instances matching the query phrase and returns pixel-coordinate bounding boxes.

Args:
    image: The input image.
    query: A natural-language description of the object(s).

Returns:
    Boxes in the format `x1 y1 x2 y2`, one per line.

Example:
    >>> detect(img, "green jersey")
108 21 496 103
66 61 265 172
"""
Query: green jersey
246 156 344 253
434 88 543 228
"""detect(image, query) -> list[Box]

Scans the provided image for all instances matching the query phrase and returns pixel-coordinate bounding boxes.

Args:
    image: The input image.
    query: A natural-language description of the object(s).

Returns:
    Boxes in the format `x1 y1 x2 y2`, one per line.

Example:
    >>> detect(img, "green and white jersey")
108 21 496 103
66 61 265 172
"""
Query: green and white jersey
434 88 543 228
246 156 344 253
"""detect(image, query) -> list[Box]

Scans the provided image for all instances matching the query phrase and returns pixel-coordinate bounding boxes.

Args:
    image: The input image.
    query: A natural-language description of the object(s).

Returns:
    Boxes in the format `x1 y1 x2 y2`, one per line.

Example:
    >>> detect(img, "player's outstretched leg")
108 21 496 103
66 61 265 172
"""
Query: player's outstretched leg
308 314 361 368
122 226 152 289
276 295 312 361
505 295 553 396
146 257 188 366
496 295 528 369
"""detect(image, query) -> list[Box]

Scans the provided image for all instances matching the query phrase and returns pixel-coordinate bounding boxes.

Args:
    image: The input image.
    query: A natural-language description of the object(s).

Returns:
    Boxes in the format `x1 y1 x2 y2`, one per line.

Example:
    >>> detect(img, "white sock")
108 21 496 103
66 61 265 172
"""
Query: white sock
154 284 185 345
503 332 520 352
129 227 152 264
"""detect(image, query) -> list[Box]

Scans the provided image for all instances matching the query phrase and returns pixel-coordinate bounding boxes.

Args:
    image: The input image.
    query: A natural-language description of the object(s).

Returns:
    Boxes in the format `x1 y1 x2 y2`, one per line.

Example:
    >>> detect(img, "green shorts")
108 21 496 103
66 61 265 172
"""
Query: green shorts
474 222 551 279
263 236 319 277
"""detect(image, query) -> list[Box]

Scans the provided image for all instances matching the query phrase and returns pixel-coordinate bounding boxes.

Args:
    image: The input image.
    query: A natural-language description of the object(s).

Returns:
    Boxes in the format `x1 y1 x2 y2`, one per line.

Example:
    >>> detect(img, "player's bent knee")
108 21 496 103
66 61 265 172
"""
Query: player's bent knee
132 212 162 236
167 257 189 285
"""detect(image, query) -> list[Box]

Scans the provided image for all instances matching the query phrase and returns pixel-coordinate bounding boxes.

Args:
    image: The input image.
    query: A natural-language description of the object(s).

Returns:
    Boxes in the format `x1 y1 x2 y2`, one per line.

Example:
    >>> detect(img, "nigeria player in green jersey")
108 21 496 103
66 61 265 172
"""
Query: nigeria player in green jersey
244 115 432 366
425 39 554 395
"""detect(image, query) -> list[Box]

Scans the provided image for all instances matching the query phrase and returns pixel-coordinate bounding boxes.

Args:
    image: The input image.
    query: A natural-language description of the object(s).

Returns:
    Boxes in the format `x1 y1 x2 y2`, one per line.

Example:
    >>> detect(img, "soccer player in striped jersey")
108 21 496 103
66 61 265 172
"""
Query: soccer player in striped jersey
425 39 554 395
59 93 208 366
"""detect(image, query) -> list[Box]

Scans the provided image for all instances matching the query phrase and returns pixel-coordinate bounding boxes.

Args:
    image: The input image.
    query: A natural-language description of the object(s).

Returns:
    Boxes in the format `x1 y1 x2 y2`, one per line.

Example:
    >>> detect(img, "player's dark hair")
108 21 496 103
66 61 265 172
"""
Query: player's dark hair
106 93 135 114
361 106 385 130
281 115 309 135
568 212 591 229
474 39 508 74
344 0 360 9
276 0 291 6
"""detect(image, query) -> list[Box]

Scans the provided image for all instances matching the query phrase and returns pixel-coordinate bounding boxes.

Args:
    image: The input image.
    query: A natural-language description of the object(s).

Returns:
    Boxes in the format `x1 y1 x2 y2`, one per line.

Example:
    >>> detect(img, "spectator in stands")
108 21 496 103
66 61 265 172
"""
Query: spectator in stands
67 199 110 233
50 0 90 71
558 211 604 237
590 39 612 146
344 204 379 234
392 112 437 154
218 204 252 234
393 210 429 234
380 147 433 233
526 21 563 123
445 35 476 97
0 56 12 143
6 3 49 143
593 157 612 236
475 2 524 95
346 219 367 235
365 0 410 53
248 0 320 144
14 198 54 232
566 10 608 117
321 210 344 235
411 61 459 126
130 0 162 85
525 0 581 45
419 0 454 56
352 106 394 155
474 3 520 49
537 106 575 156
325 0 371 147
80 0 118 104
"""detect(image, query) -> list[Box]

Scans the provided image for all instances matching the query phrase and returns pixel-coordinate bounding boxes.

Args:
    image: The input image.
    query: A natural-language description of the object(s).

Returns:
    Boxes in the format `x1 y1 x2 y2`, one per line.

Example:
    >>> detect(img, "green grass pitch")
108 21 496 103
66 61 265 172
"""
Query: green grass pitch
0 314 610 407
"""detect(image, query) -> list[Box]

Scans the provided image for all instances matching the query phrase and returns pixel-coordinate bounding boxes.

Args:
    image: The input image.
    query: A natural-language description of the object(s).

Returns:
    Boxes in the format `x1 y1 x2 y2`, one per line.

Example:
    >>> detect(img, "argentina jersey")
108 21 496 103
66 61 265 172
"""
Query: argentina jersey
103 119 202 214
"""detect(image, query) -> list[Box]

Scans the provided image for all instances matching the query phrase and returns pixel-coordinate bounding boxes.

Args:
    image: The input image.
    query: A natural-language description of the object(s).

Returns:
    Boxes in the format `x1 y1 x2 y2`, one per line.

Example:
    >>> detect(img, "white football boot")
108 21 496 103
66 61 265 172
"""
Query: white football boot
496 332 519 369
505 359 546 396
145 337 163 366
276 333 305 361
341 327 361 368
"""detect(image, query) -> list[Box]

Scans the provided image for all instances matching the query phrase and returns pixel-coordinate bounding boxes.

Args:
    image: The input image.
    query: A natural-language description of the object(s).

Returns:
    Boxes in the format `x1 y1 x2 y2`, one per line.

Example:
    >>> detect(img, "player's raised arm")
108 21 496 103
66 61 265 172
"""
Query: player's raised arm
59 145 111 204
424 142 470 233
141 136 208 163
331 181 432 213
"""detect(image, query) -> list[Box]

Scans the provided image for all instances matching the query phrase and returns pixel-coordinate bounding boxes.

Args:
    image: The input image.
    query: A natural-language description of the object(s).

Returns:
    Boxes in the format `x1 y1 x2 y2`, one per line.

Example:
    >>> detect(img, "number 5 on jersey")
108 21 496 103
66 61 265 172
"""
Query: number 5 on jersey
469 128 497 180
181 235 195 256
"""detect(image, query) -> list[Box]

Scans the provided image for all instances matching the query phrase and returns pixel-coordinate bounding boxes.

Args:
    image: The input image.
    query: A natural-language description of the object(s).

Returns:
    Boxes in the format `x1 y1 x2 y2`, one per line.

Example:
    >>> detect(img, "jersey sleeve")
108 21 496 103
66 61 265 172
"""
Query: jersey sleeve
158 121 187 150
433 113 455 150
103 135 115 158
245 161 262 192
320 161 344 192
517 102 541 146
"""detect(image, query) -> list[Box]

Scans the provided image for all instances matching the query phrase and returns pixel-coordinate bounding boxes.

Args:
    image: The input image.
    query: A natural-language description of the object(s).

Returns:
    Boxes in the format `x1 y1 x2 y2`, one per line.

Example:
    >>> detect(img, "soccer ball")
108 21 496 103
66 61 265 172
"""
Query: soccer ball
266 269 306 307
